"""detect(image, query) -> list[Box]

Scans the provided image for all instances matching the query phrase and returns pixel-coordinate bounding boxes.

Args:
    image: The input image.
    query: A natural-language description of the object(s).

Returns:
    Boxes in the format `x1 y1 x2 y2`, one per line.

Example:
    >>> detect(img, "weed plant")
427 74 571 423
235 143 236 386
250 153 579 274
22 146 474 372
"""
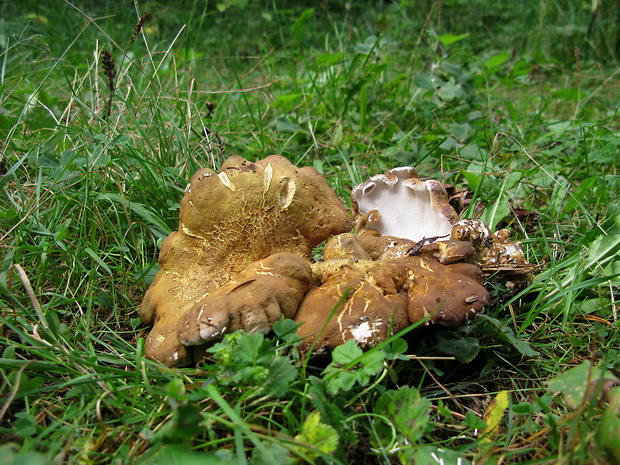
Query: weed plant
0 0 619 463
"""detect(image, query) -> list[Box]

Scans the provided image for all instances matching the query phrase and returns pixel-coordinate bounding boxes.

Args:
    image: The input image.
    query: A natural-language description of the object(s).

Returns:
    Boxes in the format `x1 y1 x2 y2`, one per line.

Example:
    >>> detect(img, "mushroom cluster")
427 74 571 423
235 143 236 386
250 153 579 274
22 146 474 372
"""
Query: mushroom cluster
139 156 528 367
294 234 489 351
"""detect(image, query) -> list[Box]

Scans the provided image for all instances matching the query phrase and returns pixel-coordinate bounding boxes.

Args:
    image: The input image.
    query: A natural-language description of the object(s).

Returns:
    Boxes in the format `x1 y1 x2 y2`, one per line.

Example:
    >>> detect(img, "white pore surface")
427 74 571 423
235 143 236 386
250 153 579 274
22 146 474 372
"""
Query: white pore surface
356 174 453 242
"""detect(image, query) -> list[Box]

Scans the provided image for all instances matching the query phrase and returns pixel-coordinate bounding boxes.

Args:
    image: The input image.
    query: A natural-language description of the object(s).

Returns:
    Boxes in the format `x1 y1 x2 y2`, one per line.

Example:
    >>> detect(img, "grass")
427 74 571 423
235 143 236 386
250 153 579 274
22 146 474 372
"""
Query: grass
0 0 619 463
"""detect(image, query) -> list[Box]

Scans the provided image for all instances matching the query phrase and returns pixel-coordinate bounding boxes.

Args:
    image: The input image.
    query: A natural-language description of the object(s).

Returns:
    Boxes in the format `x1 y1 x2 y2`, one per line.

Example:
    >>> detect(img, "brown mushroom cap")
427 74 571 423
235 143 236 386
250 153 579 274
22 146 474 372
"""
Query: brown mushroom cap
403 257 489 326
295 254 490 351
177 252 311 346
351 167 458 243
295 258 409 350
139 154 354 366
323 233 372 261
357 230 417 260
343 229 477 264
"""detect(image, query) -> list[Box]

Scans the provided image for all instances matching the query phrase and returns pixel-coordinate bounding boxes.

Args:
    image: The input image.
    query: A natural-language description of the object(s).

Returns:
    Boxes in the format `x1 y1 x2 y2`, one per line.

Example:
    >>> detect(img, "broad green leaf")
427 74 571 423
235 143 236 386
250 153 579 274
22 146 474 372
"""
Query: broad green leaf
504 100 519 122
0 445 48 465
584 214 620 271
262 356 298 397
479 196 511 232
374 387 431 444
360 350 385 377
546 361 620 409
165 404 203 440
437 33 470 46
382 338 408 360
273 318 300 338
295 411 339 458
71 145 111 169
273 93 303 113
165 378 186 400
216 0 248 13
355 35 380 54
206 332 297 397
291 8 314 38
509 58 531 77
37 152 60 168
434 331 479 363
485 52 511 69
465 410 487 429
598 387 620 462
552 88 581 101
331 339 363 365
252 443 295 465
111 134 130 145
479 176 510 231
478 314 539 357
512 402 533 416
333 370 356 393
437 81 463 101
141 445 222 465
234 333 270 364
275 115 302 134
603 260 620 287
316 52 343 66
461 170 480 190
412 446 471 465
323 340 385 395
501 324 539 357
13 412 37 436
331 121 344 145
413 71 437 90
59 149 78 165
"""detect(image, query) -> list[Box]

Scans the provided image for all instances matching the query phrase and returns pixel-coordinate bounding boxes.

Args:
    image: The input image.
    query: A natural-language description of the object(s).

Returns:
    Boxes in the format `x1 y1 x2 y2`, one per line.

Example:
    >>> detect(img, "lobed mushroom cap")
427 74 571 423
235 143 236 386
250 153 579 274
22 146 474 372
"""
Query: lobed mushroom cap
295 252 489 351
351 167 458 243
177 252 312 346
139 154 354 366
138 159 529 366
295 258 409 350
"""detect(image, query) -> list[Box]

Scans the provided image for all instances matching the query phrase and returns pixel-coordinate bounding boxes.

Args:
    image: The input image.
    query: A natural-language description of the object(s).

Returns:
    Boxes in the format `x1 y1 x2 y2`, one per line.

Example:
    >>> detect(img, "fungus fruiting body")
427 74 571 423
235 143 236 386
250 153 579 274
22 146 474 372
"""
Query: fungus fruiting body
450 218 527 268
294 233 490 351
139 155 354 366
177 252 312 345
351 167 458 243
138 157 529 367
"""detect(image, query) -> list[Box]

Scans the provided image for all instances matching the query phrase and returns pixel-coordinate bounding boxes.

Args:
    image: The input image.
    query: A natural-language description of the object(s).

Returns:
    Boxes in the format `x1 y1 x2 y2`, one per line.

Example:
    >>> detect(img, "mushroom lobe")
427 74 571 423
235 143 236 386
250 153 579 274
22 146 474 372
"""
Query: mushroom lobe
294 255 489 351
177 252 312 346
